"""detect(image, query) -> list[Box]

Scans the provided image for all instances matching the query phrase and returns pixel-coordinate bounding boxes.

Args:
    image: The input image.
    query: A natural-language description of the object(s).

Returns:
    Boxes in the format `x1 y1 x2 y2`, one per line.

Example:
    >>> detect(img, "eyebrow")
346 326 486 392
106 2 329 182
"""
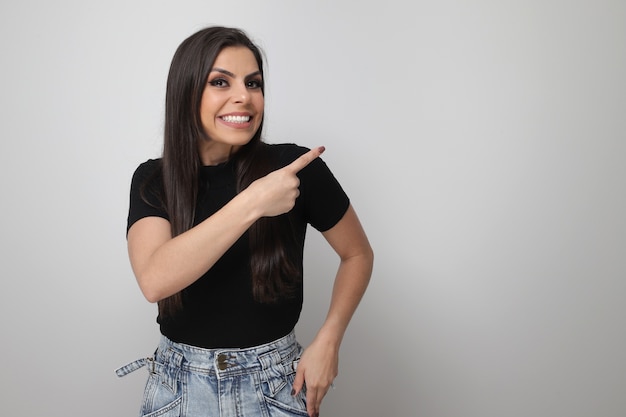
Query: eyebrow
210 68 262 78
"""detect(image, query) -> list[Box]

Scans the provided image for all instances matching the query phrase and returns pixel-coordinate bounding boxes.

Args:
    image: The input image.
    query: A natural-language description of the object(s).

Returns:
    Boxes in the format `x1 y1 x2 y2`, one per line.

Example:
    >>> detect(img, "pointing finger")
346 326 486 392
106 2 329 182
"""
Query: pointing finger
285 146 325 173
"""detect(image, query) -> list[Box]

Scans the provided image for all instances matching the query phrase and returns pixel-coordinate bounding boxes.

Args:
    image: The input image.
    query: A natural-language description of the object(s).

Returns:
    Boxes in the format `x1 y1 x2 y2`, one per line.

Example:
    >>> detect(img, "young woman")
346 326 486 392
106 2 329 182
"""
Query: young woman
116 26 373 417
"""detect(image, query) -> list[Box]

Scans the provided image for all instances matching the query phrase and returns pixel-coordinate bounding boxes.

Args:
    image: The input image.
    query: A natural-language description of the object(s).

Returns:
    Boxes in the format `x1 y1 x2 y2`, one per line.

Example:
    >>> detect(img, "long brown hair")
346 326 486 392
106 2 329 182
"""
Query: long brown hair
158 27 300 318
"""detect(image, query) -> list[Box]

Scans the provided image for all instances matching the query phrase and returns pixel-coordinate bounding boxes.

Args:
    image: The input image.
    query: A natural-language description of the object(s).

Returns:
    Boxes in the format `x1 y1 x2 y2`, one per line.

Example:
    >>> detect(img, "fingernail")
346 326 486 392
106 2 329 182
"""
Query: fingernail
318 146 325 153
291 388 296 396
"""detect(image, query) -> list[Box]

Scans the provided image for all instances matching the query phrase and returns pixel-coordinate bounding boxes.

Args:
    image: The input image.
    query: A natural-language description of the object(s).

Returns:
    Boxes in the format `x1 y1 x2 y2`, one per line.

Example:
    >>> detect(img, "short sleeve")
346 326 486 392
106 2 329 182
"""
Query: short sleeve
127 159 169 233
278 145 350 232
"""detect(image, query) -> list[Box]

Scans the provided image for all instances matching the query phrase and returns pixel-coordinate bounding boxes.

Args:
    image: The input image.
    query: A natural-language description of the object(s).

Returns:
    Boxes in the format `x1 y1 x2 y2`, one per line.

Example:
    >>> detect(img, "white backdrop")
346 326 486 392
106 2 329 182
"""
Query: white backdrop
1 1 625 416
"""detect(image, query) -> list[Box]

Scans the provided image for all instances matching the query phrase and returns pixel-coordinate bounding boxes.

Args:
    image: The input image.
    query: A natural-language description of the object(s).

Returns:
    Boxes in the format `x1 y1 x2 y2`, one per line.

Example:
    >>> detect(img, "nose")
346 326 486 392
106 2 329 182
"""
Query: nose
232 82 249 103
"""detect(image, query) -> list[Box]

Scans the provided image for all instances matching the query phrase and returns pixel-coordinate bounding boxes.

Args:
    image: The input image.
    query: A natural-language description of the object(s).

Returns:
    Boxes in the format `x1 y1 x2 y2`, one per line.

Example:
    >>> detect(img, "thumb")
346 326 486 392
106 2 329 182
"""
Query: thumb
291 364 305 396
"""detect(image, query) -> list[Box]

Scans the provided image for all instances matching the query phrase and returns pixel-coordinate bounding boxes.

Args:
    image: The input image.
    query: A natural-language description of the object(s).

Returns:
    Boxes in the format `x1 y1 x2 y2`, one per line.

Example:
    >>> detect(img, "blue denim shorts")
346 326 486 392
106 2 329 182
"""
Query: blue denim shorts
116 331 308 417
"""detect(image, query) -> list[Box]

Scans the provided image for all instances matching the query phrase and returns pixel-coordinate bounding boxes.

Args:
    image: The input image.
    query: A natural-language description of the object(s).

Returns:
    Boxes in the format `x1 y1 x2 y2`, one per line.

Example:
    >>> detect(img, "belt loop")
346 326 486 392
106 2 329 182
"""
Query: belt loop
148 356 155 374
167 348 184 369
115 357 151 378
161 348 183 394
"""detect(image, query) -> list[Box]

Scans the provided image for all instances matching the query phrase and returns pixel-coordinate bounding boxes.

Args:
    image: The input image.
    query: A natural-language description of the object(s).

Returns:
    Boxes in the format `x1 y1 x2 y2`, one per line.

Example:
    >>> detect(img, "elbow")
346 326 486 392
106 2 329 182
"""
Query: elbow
360 244 374 282
343 244 374 277
133 262 192 304
139 282 162 304
366 246 374 276
356 248 374 292
142 289 161 304
135 272 167 304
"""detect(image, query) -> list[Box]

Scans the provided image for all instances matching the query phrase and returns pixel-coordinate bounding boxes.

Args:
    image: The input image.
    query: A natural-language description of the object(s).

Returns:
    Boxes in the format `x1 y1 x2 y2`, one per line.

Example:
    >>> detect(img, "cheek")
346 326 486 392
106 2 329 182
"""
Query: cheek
200 95 217 114
255 95 265 114
199 98 224 128
199 105 213 128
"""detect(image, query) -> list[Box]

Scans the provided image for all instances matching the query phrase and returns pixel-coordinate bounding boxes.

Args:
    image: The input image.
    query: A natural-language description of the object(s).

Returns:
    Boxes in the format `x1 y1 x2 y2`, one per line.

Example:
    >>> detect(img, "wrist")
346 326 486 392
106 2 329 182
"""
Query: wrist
234 188 263 225
314 323 344 351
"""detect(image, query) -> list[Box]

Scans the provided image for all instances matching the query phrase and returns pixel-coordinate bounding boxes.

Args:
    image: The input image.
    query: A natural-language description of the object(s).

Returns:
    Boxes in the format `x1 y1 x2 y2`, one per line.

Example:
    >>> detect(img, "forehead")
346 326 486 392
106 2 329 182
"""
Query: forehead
212 46 260 74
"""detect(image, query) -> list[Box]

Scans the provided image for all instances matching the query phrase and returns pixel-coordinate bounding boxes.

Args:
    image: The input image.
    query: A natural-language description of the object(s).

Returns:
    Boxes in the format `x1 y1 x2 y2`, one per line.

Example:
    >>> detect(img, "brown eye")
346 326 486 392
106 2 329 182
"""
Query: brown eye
246 79 263 89
209 78 228 87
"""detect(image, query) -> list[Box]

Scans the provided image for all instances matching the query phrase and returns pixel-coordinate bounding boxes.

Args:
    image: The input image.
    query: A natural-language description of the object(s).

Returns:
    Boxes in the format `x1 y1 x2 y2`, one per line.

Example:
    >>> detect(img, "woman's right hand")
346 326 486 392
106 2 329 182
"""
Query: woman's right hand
127 146 325 302
246 146 325 218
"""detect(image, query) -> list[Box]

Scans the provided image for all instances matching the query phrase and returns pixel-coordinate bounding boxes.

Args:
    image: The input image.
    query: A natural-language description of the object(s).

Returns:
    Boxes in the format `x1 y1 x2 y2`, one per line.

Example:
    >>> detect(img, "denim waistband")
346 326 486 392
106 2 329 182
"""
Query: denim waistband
154 330 299 377
116 330 300 379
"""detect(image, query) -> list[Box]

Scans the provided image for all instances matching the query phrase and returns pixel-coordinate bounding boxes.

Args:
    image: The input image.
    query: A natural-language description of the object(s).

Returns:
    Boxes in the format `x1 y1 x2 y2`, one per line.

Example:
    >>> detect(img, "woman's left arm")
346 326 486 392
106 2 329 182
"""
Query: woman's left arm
292 204 374 417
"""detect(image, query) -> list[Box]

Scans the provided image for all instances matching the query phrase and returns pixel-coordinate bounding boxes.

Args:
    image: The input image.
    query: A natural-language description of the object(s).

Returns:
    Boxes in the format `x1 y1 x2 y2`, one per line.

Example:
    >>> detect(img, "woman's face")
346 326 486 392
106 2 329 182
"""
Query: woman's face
199 46 264 164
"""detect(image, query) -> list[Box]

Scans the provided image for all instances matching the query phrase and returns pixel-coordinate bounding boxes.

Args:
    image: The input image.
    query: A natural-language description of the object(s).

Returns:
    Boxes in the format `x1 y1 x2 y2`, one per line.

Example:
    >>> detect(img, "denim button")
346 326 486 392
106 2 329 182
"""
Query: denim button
217 353 231 370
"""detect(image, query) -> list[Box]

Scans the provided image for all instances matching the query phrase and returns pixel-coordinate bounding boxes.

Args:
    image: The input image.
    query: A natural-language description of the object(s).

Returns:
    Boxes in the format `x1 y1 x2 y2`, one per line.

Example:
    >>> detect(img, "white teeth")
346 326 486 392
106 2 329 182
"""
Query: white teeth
221 115 250 123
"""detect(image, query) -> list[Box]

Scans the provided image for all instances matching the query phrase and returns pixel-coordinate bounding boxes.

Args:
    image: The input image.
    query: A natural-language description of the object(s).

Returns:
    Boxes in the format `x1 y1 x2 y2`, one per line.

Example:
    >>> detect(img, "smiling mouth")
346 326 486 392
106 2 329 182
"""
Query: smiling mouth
220 115 251 123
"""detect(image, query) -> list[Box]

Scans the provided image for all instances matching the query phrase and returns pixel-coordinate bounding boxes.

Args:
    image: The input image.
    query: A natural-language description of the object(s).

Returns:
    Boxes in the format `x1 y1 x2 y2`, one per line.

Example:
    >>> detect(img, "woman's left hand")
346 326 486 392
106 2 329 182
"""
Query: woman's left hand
291 204 373 417
292 336 339 417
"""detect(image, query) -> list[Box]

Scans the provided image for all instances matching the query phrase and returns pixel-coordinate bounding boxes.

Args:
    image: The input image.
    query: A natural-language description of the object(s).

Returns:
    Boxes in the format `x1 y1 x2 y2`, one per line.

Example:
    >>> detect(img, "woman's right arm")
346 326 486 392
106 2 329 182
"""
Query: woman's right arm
127 147 324 303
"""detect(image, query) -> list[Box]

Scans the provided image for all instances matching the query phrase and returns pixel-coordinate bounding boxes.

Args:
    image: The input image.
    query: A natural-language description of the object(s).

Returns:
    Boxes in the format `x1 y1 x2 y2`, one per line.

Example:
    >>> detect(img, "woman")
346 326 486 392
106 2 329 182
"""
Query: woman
116 26 373 417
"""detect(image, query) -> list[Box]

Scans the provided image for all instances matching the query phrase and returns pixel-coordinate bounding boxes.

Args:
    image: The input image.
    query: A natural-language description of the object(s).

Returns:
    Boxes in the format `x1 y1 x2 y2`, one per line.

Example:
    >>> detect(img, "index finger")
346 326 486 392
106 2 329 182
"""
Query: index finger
285 146 325 173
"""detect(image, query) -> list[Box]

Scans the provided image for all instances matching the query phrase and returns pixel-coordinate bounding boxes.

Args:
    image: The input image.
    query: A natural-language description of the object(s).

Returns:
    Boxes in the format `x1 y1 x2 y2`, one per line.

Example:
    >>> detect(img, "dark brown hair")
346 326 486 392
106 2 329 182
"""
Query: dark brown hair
158 26 300 318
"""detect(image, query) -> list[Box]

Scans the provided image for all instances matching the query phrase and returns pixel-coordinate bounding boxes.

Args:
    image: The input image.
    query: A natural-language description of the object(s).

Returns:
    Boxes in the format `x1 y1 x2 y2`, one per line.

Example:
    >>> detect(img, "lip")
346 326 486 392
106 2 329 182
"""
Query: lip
219 112 252 117
217 112 254 128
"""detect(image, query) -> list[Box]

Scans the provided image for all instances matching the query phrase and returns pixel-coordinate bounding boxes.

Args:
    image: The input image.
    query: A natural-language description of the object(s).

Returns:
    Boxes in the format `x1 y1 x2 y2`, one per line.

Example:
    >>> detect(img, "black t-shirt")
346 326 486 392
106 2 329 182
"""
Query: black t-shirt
127 144 349 348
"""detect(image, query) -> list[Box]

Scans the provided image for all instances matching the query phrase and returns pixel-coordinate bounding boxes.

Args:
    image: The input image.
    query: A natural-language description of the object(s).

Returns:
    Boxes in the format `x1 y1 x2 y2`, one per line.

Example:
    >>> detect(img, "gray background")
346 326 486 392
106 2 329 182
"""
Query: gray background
1 1 625 416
